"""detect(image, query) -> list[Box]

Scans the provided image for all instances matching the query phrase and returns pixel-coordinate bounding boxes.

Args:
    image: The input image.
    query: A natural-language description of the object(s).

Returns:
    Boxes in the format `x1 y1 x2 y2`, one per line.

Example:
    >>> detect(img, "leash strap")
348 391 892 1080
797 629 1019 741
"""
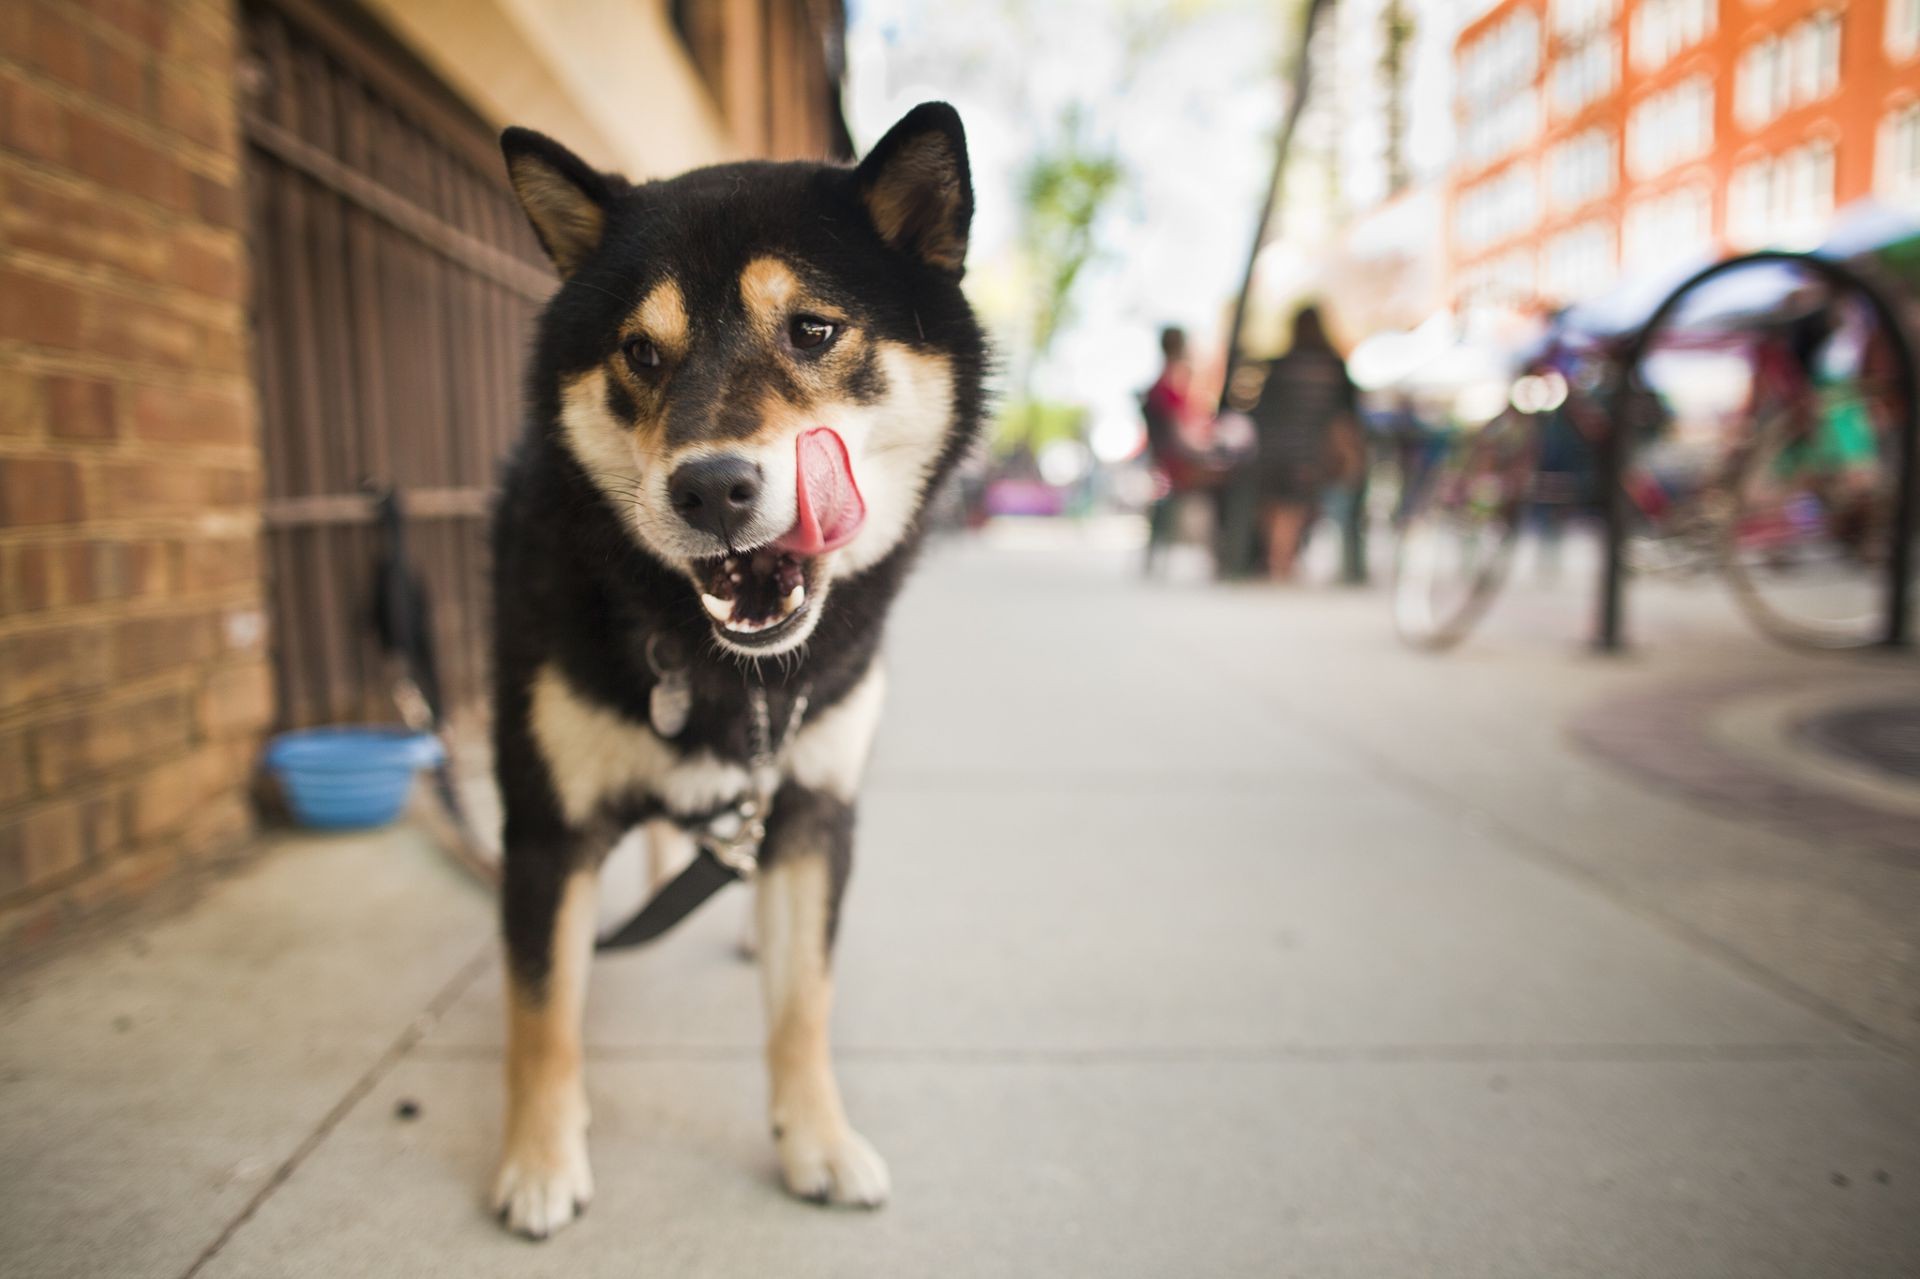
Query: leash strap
595 847 741 950
593 678 811 952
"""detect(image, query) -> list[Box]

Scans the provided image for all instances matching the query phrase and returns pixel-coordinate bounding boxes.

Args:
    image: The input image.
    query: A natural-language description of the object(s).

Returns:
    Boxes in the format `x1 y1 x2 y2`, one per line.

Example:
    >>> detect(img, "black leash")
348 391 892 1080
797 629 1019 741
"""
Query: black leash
596 679 811 951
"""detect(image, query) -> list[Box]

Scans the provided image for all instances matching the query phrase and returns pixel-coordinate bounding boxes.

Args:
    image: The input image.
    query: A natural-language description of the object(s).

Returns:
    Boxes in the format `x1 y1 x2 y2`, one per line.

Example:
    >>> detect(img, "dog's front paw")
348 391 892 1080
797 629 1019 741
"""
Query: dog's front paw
492 1127 593 1240
776 1124 890 1208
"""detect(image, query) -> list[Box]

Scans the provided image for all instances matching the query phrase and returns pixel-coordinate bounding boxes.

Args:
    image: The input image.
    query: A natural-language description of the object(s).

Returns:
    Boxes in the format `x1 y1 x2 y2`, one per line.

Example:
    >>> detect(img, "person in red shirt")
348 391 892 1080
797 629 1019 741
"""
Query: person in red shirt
1141 326 1215 575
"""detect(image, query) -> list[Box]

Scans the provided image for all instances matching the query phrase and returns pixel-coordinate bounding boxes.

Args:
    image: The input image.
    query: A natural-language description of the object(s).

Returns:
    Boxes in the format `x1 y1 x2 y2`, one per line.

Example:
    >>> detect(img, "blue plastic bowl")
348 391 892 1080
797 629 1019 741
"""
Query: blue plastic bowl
265 727 445 830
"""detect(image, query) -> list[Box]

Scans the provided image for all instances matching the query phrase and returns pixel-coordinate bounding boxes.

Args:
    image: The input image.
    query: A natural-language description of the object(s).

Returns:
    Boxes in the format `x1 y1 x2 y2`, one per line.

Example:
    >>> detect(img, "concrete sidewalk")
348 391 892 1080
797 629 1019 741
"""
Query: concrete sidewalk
3 529 1918 1277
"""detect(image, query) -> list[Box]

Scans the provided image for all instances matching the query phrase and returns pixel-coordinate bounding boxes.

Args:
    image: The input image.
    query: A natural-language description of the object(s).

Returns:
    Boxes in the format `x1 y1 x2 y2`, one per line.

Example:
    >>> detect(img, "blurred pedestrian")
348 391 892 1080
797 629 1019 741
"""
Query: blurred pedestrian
1246 305 1362 582
1140 326 1216 575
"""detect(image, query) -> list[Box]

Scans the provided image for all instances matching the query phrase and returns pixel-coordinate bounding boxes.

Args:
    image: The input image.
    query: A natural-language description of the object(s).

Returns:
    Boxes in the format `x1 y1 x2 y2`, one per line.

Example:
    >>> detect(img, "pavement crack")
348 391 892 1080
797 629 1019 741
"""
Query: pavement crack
176 942 495 1279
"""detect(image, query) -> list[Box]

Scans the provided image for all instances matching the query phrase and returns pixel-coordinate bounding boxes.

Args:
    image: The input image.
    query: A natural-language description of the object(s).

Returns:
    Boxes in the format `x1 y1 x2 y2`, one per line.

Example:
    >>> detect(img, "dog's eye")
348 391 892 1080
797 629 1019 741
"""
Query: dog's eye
622 336 661 373
788 315 837 351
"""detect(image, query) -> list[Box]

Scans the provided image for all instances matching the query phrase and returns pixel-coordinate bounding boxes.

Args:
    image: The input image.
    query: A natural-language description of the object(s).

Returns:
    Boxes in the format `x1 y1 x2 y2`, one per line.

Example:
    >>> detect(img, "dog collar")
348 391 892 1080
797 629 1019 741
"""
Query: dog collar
596 680 809 950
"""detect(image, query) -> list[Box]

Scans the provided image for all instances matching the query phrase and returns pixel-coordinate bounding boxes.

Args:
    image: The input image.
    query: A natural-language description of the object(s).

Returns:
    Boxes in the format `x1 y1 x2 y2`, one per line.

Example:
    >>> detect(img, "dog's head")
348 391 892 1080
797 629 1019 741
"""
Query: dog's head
503 104 982 657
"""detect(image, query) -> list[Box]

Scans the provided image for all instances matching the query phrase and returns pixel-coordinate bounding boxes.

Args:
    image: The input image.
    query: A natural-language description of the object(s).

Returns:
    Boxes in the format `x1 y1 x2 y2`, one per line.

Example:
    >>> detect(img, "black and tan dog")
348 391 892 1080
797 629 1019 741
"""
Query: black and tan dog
487 104 985 1237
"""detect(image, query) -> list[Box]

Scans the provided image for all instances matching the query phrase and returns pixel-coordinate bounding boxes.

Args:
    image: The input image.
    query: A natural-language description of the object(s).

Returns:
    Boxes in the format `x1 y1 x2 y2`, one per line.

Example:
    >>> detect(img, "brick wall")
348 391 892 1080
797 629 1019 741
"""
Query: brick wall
0 0 268 953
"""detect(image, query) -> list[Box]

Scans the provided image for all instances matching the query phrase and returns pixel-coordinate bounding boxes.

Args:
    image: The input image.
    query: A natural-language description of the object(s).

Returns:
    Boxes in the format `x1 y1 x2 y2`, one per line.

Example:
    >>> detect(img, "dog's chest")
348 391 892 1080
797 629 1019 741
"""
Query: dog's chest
527 661 883 827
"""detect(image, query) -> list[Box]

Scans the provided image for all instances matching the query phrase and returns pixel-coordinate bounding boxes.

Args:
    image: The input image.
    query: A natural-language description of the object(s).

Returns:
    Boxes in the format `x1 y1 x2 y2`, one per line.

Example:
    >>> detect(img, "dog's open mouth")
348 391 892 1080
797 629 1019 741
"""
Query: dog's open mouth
687 429 866 649
696 548 815 643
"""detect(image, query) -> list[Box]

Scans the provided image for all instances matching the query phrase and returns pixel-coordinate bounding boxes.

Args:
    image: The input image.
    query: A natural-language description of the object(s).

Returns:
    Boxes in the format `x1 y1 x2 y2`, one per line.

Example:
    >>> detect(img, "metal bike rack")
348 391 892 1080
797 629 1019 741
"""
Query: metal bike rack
1601 249 1920 652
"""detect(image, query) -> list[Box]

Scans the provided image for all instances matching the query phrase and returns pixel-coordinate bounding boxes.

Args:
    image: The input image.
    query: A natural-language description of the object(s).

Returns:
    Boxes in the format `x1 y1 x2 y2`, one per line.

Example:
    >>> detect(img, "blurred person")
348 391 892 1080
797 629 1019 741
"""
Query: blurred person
1140 326 1218 575
1246 305 1361 581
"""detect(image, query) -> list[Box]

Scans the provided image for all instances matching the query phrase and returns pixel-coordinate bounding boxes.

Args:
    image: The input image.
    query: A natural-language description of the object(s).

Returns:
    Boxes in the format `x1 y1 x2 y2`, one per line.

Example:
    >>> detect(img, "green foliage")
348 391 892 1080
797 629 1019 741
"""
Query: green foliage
993 398 1088 455
1019 109 1125 368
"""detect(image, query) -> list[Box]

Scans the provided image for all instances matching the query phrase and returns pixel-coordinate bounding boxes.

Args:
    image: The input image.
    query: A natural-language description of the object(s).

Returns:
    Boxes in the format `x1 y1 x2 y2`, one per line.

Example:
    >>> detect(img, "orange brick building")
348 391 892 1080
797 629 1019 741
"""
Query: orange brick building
1448 0 1920 316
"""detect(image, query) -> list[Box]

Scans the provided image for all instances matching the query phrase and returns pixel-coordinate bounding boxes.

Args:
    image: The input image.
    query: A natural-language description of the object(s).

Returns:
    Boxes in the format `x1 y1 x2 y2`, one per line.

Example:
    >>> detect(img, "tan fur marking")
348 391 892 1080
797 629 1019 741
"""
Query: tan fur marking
632 278 688 354
759 854 844 1131
758 853 889 1204
739 256 800 336
496 868 598 1235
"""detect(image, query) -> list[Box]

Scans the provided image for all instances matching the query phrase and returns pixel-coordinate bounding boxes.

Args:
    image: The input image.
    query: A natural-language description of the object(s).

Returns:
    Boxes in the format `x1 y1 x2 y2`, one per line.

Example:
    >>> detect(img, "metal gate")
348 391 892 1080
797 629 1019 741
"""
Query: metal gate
241 0 551 730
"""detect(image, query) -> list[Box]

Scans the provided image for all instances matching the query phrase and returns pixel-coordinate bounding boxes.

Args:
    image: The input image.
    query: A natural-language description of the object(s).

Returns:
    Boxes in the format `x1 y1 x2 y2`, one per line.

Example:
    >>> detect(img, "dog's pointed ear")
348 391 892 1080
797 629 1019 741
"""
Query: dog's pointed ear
501 127 614 276
854 102 972 276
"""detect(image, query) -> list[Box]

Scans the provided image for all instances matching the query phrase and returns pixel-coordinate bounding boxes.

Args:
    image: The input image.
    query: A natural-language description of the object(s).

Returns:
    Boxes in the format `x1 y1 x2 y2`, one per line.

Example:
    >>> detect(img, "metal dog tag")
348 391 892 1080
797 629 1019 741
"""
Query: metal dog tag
650 675 690 738
646 634 691 738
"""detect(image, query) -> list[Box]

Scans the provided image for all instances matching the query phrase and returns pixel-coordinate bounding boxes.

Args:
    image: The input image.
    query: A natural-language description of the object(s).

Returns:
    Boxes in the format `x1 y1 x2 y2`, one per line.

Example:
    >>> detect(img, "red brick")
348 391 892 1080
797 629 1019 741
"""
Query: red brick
128 381 249 447
190 169 240 229
0 730 31 807
0 168 173 284
162 8 233 81
96 459 255 517
46 375 118 441
95 537 173 600
167 225 244 301
0 73 69 164
110 610 217 680
72 0 165 50
0 798 87 894
156 67 227 151
0 367 46 438
88 291 245 373
26 5 92 89
0 456 86 526
0 624 110 710
0 266 89 349
29 688 193 789
67 109 182 210
128 745 225 840
176 534 258 592
198 660 271 736
86 33 150 113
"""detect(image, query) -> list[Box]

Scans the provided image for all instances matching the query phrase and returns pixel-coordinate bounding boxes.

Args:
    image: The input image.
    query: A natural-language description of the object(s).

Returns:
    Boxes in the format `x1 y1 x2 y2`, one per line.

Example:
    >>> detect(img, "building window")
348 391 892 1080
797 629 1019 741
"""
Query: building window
1459 7 1543 167
1551 0 1617 40
1457 246 1538 311
1888 0 1920 60
1623 183 1714 267
1455 163 1540 250
1546 127 1617 207
1542 219 1617 300
1736 11 1842 128
1550 32 1619 117
1631 0 1718 72
1627 77 1714 179
1879 102 1920 207
1728 138 1837 247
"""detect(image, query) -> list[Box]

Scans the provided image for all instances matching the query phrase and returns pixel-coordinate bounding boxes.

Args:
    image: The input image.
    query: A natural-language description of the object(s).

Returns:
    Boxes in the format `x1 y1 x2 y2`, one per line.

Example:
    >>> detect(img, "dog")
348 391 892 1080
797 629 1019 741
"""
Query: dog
487 103 985 1238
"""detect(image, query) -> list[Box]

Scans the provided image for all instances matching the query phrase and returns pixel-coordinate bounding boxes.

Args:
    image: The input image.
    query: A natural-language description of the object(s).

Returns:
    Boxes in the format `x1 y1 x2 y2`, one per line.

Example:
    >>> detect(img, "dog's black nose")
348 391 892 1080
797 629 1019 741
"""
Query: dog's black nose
668 455 763 541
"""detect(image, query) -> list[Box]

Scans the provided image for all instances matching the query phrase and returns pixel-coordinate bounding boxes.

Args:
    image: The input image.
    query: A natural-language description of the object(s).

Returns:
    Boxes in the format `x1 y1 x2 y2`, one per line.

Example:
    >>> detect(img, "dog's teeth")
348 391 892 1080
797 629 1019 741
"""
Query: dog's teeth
784 584 805 613
701 593 734 623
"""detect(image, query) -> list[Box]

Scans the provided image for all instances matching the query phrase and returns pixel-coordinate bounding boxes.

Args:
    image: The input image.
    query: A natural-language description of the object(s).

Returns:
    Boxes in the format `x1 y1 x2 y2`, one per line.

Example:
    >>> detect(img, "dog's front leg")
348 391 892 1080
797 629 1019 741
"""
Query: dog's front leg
756 785 889 1207
493 847 598 1238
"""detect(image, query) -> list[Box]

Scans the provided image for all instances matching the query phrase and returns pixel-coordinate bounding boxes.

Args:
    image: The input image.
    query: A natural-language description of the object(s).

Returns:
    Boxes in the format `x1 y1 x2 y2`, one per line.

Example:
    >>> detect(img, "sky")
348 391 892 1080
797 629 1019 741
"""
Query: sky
844 0 1288 452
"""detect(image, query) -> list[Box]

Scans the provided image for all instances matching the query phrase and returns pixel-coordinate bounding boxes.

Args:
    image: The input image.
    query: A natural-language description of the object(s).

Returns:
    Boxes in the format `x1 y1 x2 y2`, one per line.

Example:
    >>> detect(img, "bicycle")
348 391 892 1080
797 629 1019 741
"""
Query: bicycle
1392 251 1918 652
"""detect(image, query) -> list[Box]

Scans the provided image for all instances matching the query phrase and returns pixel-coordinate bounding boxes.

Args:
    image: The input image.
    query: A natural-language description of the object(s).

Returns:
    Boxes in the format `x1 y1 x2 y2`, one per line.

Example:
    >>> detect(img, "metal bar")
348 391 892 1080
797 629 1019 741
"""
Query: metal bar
262 488 493 527
244 112 554 301
251 0 511 177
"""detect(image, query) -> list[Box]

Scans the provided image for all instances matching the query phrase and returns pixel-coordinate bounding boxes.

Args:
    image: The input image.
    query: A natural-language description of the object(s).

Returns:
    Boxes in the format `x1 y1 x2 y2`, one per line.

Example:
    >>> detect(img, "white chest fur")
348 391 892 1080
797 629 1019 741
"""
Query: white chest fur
528 662 884 828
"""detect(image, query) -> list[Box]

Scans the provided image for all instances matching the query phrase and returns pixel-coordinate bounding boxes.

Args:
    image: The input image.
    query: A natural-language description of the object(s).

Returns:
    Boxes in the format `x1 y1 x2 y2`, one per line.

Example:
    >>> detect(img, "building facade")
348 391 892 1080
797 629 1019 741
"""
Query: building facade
0 0 848 957
1449 0 1920 318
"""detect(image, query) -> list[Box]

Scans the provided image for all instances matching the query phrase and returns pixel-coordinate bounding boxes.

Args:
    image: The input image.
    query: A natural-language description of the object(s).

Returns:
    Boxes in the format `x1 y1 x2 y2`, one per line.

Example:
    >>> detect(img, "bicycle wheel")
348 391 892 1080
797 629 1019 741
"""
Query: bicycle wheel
1392 412 1535 649
1724 404 1906 649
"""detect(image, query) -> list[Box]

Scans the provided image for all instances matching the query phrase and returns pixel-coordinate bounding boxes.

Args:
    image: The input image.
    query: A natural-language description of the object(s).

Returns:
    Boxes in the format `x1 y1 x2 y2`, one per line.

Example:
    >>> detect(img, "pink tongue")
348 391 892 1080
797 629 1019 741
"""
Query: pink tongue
774 427 865 554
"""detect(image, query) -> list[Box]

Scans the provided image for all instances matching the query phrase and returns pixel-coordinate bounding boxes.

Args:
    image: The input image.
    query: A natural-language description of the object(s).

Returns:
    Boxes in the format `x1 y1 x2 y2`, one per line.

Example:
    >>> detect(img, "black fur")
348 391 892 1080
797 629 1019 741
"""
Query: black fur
492 107 986 993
